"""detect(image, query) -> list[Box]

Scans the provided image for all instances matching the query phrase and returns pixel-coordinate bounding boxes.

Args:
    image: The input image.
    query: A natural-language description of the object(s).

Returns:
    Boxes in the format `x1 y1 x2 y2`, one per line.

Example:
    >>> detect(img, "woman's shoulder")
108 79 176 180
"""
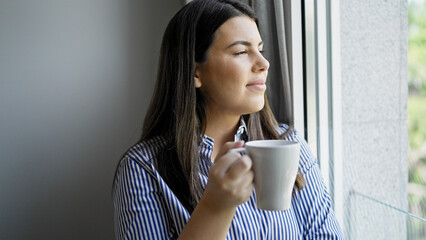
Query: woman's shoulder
113 136 166 189
277 124 318 174
121 135 166 167
276 123 299 141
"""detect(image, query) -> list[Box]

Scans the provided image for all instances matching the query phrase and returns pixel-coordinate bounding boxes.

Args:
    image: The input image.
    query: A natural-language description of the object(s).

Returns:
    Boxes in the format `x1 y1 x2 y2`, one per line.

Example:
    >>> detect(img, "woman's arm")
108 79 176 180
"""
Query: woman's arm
178 200 236 240
179 141 254 240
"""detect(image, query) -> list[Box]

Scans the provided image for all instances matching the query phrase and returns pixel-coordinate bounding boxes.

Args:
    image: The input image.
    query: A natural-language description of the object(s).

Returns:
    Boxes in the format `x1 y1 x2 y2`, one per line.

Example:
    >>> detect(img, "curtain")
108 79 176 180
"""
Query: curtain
240 0 294 126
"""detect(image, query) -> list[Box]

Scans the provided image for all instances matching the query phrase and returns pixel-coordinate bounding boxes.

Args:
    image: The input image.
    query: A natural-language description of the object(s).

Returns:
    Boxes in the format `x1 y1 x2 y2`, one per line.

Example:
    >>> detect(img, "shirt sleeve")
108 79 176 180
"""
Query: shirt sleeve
113 156 175 240
289 130 344 239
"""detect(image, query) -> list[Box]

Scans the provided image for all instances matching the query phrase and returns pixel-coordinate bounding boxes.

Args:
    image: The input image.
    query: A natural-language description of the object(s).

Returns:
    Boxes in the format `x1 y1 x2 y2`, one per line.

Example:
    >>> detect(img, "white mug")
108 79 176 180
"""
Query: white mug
230 140 300 211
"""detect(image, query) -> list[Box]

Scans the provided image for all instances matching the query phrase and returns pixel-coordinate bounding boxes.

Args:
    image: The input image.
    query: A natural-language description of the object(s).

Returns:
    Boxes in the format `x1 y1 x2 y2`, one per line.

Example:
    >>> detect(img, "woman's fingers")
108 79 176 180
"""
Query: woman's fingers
213 141 244 162
210 141 245 176
233 169 254 199
213 154 254 200
226 155 252 180
202 141 255 209
209 151 240 178
240 168 254 188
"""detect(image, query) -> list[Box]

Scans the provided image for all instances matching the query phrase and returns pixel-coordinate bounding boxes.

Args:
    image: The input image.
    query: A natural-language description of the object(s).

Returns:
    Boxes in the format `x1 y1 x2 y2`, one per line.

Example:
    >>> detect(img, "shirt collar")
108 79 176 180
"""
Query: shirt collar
199 116 248 163
234 117 248 142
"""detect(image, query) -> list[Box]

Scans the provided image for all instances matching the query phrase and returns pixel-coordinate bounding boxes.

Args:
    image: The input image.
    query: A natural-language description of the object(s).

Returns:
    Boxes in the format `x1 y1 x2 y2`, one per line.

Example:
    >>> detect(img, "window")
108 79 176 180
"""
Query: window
300 0 344 230
300 0 426 238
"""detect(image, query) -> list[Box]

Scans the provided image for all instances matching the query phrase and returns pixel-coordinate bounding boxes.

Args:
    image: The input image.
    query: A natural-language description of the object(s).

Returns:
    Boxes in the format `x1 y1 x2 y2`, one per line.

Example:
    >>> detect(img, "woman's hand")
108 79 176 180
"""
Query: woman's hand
179 142 254 239
200 141 254 212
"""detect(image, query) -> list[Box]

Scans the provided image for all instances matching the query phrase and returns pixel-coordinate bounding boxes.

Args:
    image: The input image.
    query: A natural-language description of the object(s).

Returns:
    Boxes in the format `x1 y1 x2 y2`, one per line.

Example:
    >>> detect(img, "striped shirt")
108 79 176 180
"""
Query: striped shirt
113 123 344 239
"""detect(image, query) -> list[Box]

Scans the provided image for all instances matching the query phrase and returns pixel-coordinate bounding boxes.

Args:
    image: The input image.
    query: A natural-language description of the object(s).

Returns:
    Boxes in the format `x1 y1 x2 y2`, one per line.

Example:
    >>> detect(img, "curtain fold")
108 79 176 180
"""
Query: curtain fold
241 0 294 126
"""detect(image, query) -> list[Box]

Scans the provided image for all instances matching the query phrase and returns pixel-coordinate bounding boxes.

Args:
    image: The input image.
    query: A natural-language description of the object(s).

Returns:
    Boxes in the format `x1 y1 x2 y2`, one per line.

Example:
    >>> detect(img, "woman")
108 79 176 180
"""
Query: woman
113 0 343 239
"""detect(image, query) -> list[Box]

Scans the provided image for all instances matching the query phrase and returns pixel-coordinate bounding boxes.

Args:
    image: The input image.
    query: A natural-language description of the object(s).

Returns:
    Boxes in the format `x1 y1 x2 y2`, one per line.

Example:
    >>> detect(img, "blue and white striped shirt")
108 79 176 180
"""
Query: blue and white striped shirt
113 123 344 239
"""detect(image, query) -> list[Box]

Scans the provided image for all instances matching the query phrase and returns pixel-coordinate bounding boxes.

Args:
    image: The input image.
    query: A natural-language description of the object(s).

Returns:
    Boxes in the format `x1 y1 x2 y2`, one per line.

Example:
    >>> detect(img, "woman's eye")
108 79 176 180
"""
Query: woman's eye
234 50 247 56
259 50 265 55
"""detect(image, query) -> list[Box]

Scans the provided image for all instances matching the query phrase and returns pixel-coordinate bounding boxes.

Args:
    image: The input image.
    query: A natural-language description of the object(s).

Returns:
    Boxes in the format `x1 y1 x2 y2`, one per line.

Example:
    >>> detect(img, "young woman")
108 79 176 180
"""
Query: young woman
113 0 343 239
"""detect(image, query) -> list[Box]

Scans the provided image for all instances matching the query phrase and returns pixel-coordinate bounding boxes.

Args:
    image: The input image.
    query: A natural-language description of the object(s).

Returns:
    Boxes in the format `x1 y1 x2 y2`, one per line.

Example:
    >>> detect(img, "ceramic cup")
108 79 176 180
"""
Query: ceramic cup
229 140 300 211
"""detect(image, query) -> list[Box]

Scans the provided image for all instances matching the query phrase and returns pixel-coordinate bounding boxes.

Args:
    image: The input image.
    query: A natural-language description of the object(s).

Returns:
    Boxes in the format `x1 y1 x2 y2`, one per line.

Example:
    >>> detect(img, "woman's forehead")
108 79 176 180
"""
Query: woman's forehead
213 16 262 48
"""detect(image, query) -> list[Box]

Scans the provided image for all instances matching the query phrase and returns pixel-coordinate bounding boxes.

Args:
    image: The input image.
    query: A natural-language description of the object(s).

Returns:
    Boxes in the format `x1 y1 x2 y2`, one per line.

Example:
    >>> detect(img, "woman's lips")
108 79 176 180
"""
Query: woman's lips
247 80 266 90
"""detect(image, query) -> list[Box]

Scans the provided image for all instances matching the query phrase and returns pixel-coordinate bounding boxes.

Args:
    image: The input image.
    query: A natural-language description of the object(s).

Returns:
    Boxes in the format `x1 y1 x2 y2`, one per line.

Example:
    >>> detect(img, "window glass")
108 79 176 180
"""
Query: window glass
408 0 426 238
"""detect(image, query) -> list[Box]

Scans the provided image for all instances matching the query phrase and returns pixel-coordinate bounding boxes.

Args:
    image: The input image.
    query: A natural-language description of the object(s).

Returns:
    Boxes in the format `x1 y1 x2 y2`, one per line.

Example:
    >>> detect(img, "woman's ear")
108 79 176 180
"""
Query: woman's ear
194 64 202 88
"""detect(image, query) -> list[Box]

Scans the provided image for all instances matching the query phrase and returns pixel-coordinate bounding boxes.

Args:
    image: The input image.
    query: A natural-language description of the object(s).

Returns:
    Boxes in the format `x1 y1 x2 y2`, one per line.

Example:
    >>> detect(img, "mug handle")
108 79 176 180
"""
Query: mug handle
228 147 248 154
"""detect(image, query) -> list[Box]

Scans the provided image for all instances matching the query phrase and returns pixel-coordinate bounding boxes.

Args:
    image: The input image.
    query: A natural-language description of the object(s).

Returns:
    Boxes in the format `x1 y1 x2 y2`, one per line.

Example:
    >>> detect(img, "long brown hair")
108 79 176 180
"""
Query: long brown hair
140 0 304 213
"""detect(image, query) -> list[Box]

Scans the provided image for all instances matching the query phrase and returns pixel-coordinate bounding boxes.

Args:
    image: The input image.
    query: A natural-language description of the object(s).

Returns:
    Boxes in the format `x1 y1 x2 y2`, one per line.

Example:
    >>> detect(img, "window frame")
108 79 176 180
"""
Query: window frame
298 0 344 231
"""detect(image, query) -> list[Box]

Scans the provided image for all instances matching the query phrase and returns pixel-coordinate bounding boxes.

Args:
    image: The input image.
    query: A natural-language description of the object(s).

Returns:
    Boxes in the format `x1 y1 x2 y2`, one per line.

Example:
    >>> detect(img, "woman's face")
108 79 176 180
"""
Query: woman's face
195 16 269 119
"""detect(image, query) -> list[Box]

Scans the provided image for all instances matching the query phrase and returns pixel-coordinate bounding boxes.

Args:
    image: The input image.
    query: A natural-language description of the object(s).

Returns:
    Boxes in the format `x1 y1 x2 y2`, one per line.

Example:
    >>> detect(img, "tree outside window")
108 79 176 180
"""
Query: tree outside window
408 0 426 238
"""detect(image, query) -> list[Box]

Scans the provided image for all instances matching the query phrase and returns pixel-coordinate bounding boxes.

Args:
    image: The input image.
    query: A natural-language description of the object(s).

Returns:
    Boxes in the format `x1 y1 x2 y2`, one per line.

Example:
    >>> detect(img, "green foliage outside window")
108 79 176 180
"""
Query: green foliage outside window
408 0 426 238
409 0 426 97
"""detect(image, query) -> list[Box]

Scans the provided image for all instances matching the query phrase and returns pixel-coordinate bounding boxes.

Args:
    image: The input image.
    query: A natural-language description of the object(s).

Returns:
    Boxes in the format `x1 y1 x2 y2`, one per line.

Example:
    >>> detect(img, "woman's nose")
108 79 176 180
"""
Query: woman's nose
253 52 270 73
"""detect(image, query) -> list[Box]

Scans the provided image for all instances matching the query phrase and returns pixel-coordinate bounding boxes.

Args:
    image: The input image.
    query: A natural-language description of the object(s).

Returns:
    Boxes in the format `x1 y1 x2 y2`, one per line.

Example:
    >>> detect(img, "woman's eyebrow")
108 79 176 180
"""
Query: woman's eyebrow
226 40 263 49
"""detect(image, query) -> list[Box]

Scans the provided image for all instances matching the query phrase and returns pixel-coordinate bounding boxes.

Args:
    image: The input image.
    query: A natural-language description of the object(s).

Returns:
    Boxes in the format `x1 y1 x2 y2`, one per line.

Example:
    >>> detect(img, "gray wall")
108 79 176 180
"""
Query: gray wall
0 0 181 239
340 0 408 239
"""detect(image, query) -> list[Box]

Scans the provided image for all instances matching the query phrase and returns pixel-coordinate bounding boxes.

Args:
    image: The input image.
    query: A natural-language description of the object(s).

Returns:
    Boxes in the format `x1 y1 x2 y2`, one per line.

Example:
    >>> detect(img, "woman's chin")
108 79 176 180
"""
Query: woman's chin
244 101 265 115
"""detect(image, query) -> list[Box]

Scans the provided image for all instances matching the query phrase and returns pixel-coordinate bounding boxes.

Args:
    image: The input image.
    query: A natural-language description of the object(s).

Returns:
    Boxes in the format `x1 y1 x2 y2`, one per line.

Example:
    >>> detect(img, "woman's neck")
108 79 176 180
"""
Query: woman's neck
204 112 240 162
